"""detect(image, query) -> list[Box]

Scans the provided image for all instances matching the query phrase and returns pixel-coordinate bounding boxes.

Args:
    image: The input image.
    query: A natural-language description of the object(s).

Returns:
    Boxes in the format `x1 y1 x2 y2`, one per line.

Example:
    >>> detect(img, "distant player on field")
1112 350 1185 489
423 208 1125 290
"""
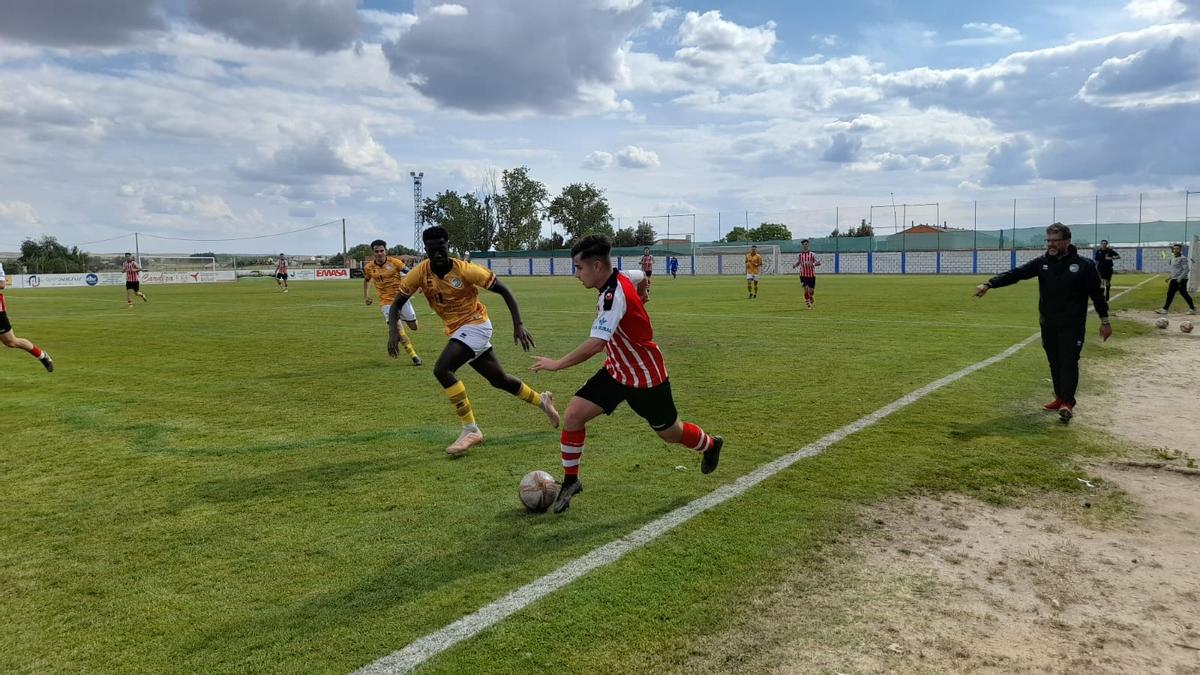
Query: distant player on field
387 226 559 455
745 245 763 298
640 247 654 277
274 254 289 293
530 234 723 514
0 261 54 371
1093 240 1120 301
792 239 821 309
363 239 422 365
122 253 147 308
669 256 679 279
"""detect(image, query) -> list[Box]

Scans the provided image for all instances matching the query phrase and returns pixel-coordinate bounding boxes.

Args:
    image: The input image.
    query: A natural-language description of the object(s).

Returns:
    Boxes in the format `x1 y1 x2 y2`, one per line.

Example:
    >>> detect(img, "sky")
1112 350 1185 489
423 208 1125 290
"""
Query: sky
1 0 1198 254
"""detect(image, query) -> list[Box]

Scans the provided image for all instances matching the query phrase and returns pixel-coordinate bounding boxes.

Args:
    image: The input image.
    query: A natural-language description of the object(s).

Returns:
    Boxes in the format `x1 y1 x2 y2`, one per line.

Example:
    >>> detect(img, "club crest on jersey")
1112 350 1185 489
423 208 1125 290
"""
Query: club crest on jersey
449 276 463 289
1069 263 1079 273
603 290 615 310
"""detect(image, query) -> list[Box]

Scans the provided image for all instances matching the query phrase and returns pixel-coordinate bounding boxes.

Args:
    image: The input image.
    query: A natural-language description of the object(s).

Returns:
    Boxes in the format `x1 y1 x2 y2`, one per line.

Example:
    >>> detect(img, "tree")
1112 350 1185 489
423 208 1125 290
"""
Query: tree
751 222 791 241
546 182 613 245
420 190 493 255
387 243 419 257
634 221 656 246
722 226 751 243
830 218 874 238
612 227 638 247
18 236 91 273
533 232 565 251
494 166 547 251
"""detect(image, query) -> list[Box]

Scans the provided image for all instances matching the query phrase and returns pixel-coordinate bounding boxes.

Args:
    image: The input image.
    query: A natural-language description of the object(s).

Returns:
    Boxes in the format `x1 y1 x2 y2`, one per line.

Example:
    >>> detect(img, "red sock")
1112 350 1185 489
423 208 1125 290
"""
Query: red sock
680 422 713 453
561 429 585 478
30 346 43 358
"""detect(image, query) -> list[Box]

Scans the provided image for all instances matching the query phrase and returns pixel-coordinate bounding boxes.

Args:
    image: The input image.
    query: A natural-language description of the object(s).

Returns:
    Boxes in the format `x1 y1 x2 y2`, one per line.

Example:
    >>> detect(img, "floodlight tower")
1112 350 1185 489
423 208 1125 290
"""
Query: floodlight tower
410 171 424 249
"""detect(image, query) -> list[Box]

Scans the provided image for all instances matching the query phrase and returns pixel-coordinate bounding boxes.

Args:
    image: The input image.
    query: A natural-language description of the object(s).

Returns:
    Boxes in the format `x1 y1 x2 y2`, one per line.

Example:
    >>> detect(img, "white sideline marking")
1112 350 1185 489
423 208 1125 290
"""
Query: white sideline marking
355 275 1158 675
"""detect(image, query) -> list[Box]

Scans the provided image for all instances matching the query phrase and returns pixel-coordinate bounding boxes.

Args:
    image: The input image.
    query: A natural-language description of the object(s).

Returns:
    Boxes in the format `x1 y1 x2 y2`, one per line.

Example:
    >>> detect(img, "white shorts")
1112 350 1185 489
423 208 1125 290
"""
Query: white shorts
381 300 417 323
746 274 758 281
450 319 493 358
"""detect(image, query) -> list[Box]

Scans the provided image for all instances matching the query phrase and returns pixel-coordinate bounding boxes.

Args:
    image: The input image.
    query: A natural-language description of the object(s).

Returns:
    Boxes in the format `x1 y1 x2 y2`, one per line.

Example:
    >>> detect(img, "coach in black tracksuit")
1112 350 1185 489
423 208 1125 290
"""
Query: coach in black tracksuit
974 223 1112 422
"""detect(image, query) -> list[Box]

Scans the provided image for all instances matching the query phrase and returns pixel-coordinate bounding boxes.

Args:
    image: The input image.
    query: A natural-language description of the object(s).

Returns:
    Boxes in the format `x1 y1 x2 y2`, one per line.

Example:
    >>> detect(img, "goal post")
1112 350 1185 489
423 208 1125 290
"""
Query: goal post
693 244 781 275
1190 235 1199 294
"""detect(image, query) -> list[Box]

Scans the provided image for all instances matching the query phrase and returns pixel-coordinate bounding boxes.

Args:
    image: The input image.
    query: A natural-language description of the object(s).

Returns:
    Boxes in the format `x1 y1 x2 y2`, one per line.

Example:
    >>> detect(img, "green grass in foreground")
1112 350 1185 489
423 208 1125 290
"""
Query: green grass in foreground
0 273 1160 673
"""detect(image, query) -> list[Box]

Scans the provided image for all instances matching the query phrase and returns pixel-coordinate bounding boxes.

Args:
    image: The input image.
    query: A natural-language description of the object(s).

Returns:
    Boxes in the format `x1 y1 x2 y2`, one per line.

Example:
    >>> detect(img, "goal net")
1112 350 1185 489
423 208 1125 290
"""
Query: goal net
139 255 217 273
693 244 781 275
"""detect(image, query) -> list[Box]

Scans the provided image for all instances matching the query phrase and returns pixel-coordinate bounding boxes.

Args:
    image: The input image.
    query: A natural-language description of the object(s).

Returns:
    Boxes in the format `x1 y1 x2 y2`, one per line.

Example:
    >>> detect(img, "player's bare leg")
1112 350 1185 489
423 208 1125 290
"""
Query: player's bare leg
469 350 559 428
434 341 483 455
1 330 54 372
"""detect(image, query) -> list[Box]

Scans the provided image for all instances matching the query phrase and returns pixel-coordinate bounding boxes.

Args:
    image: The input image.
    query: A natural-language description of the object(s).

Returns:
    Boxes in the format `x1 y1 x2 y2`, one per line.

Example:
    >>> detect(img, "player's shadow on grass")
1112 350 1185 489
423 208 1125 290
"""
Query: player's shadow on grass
946 410 1059 442
187 510 650 661
144 428 443 457
186 456 409 505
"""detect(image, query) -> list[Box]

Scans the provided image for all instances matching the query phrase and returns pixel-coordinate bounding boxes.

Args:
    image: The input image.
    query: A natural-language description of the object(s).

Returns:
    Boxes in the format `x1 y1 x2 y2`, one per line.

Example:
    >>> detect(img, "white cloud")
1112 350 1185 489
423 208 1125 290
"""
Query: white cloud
1125 0 1188 23
1078 36 1200 106
823 114 890 133
812 34 841 48
0 201 41 227
582 150 614 169
946 23 1023 47
615 145 660 168
428 4 469 17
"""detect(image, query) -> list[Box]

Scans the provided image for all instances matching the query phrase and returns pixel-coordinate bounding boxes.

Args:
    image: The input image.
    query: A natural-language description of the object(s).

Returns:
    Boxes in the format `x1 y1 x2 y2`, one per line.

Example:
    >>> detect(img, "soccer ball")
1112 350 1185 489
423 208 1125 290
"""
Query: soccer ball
1155 317 1169 329
1182 320 1194 333
519 470 559 513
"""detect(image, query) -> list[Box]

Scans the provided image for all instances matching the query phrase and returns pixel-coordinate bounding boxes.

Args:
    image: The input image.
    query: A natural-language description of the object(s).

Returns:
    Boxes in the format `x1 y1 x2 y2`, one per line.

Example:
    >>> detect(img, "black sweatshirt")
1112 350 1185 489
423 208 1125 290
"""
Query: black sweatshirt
987 246 1109 326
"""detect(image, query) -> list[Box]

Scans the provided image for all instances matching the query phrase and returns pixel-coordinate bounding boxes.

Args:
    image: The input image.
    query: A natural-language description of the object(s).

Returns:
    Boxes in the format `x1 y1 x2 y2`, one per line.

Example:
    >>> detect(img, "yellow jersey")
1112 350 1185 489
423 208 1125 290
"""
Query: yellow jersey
399 258 497 334
364 256 409 304
745 252 763 275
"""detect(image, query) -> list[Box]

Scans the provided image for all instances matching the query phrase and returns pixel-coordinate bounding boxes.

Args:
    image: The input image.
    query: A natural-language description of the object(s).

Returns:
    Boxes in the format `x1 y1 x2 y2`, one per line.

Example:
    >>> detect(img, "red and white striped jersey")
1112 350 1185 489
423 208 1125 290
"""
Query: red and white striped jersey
122 260 141 282
276 257 288 274
795 251 819 276
589 270 667 388
639 255 654 273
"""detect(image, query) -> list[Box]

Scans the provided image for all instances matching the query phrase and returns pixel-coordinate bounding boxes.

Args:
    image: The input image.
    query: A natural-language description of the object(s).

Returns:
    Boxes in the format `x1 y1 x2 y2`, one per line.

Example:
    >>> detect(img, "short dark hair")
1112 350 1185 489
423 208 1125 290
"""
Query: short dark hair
422 225 449 242
1100 239 1108 244
1046 223 1071 240
801 239 810 244
124 252 131 256
371 239 387 249
573 234 612 261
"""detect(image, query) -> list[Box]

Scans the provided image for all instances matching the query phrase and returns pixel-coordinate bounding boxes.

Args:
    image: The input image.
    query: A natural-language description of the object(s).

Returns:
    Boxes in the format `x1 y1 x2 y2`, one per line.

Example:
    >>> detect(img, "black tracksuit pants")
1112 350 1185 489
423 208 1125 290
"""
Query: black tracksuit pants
1163 278 1195 311
1041 322 1085 406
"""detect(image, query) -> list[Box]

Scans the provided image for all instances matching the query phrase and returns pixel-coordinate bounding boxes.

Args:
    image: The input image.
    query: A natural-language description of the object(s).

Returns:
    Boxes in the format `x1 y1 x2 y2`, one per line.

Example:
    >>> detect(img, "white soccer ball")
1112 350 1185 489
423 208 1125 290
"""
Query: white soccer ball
1182 320 1194 334
1155 317 1169 329
519 470 559 513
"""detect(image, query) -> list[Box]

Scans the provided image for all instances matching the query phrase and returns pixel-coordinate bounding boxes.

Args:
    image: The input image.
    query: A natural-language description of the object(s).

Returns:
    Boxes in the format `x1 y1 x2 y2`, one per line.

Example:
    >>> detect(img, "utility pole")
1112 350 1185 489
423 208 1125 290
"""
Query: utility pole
410 171 424 250
342 218 347 268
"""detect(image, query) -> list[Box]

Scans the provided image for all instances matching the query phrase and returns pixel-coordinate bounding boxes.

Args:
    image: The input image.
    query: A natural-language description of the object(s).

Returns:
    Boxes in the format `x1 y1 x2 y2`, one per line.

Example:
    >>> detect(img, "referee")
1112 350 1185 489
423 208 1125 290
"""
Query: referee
974 223 1112 422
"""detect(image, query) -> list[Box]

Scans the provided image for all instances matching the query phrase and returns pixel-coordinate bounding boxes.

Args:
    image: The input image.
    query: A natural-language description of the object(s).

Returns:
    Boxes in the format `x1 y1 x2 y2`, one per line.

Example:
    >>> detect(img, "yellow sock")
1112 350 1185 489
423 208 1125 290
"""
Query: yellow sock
753 280 759 294
515 382 541 406
398 327 418 359
747 280 753 293
444 381 476 426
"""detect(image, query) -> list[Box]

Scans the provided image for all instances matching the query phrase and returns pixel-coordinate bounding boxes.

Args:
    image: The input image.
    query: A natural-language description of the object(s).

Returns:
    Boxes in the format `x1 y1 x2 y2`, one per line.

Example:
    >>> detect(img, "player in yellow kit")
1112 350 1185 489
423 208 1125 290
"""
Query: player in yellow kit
745 245 763 299
364 239 422 365
388 226 559 455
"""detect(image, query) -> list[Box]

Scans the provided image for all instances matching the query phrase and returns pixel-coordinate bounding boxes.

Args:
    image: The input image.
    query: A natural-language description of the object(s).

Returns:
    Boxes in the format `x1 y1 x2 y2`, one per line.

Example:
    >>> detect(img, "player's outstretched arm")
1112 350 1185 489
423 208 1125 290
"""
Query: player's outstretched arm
530 338 606 373
488 279 534 350
363 278 372 304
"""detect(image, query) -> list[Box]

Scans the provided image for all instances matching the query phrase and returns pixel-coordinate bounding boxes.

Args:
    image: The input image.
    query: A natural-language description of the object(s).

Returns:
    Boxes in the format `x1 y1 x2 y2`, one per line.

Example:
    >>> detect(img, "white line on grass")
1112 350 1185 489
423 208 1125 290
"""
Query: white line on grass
354 275 1158 675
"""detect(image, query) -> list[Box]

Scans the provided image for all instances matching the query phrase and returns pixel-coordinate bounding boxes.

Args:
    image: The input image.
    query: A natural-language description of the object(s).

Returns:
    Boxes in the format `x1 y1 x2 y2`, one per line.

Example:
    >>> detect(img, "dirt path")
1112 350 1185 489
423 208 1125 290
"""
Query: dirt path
679 331 1200 674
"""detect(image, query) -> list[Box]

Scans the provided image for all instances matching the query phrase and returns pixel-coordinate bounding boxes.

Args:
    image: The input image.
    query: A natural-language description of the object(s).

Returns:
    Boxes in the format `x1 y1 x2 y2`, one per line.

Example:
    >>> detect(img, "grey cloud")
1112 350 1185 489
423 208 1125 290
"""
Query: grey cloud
382 0 651 114
1079 37 1200 97
0 0 164 46
981 136 1035 186
582 151 613 170
821 133 861 162
188 0 363 53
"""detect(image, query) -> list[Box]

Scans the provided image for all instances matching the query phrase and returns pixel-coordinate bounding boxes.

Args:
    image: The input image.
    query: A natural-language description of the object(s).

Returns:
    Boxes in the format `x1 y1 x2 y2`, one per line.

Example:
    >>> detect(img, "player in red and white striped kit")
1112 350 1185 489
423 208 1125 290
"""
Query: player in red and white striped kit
274 254 289 293
530 234 722 513
0 261 54 371
122 253 147 308
791 239 821 309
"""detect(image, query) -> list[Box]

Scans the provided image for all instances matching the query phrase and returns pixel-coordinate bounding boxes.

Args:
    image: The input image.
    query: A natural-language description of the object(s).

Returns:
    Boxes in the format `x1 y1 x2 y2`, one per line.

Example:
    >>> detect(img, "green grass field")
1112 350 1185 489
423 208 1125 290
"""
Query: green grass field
0 273 1161 673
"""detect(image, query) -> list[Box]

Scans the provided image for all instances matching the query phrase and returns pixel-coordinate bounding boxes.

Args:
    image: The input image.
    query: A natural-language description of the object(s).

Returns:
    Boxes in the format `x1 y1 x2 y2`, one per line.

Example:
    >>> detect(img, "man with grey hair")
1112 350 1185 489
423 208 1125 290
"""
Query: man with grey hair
974 223 1111 423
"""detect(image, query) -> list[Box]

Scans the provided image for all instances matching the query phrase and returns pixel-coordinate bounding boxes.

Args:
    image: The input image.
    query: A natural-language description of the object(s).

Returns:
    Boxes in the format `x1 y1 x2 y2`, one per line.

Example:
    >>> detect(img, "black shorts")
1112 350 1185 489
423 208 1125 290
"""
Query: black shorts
800 276 816 288
0 311 10 335
1099 269 1113 281
575 367 678 431
276 273 288 281
644 270 653 277
126 281 140 292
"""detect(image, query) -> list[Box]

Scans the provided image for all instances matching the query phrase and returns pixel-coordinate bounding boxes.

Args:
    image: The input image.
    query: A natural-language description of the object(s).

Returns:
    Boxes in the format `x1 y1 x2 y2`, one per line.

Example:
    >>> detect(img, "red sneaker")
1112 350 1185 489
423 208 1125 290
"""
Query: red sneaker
1042 398 1064 411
